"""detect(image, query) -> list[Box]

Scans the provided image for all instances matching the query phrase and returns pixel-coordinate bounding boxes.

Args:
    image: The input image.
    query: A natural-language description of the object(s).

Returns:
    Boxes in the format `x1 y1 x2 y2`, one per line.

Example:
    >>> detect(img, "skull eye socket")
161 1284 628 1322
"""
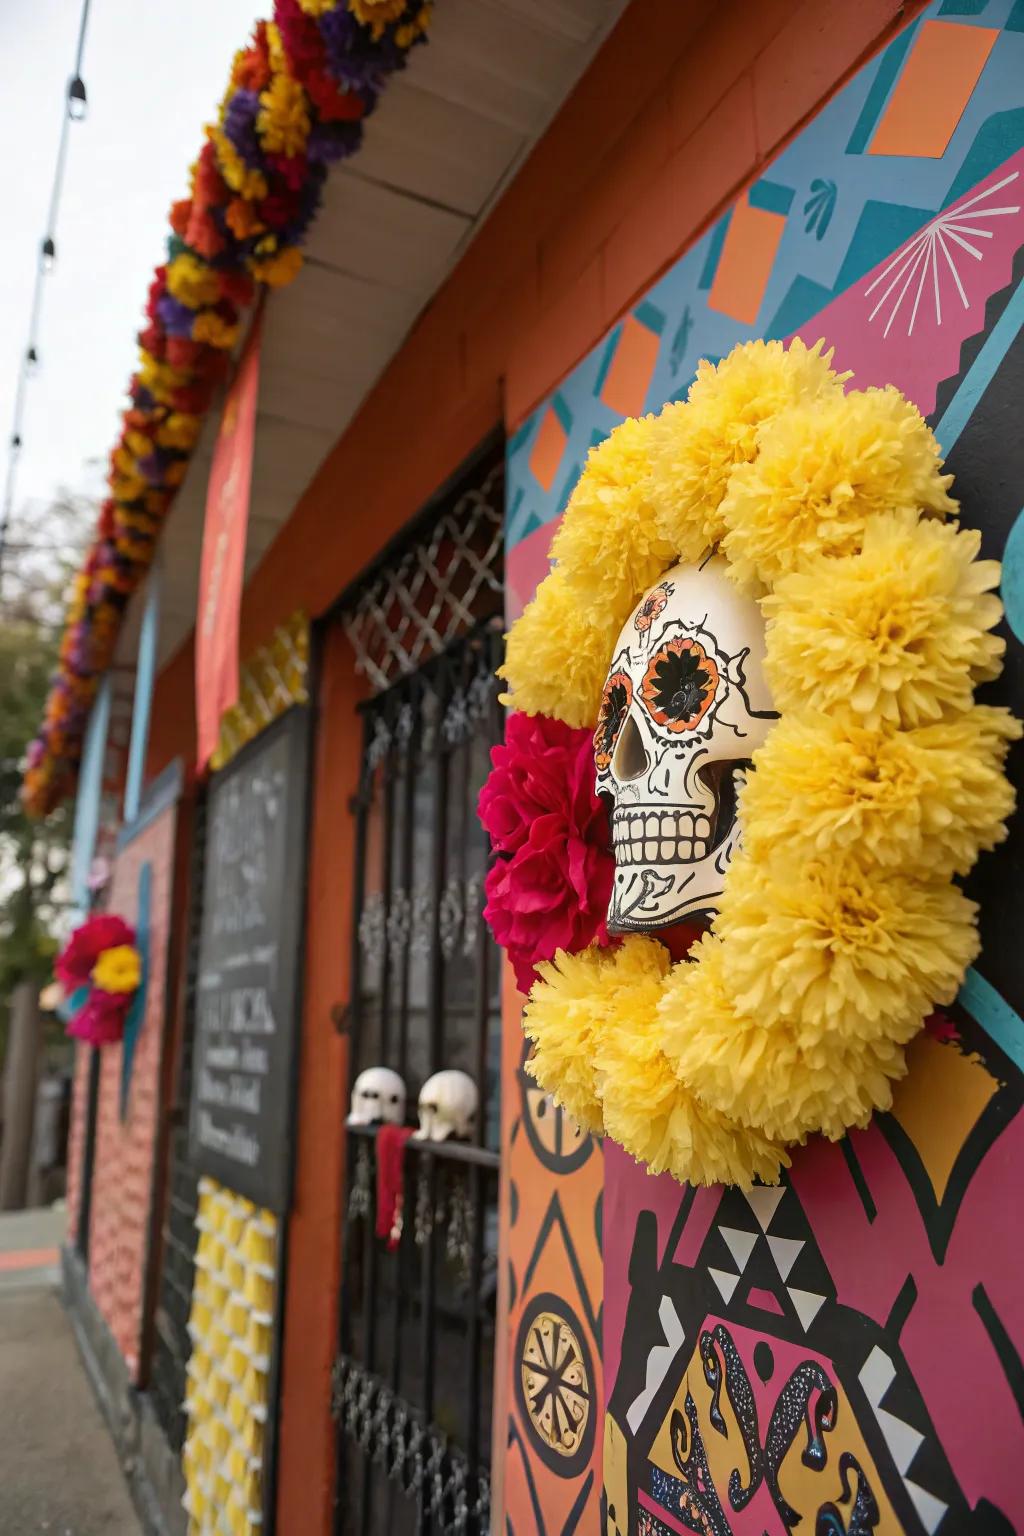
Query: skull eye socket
641 637 720 733
594 671 633 771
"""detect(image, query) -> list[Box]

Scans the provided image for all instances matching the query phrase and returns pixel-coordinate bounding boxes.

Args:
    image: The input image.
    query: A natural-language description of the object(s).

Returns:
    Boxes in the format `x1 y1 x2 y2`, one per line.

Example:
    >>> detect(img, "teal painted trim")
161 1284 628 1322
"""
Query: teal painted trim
123 564 161 825
552 391 573 434
554 459 582 516
959 966 1024 1071
699 212 731 290
934 277 1024 453
120 861 152 1119
749 178 795 216
58 985 89 1027
593 326 623 399
845 21 919 155
70 675 112 915
634 299 667 336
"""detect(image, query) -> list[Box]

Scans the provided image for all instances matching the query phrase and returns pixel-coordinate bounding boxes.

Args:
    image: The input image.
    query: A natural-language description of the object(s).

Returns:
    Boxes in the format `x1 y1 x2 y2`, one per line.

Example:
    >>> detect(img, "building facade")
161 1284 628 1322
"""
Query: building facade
60 3 1024 1534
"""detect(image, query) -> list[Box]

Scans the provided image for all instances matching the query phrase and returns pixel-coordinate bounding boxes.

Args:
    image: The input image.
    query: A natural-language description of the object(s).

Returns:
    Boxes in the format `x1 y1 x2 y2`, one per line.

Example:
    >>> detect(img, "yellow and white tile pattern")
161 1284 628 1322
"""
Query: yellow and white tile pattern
182 1178 277 1536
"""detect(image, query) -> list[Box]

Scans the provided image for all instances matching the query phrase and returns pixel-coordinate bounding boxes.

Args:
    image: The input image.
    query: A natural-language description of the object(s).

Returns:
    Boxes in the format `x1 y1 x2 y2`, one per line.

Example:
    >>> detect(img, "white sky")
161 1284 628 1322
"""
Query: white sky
0 0 261 538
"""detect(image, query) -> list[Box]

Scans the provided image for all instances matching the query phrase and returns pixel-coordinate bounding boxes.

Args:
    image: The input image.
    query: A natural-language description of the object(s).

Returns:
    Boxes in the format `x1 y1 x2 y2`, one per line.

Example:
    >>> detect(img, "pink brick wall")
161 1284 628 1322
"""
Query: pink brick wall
86 802 177 1382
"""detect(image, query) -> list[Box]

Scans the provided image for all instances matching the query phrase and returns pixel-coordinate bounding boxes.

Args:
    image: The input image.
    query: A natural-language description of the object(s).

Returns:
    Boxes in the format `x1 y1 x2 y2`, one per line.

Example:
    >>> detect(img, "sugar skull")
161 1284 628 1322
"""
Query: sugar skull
347 1066 407 1127
594 556 775 932
414 1070 478 1142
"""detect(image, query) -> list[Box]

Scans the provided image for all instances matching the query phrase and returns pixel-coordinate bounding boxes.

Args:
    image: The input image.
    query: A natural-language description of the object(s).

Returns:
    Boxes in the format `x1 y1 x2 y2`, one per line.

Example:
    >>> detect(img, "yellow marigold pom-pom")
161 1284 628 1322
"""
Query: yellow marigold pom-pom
258 72 311 159
523 944 622 1134
166 253 221 311
156 413 202 452
741 707 1020 878
192 311 241 350
549 416 676 617
92 944 142 995
660 933 910 1143
211 128 269 203
764 516 1005 729
591 938 788 1189
298 0 336 13
349 0 409 38
714 852 979 1046
497 569 612 728
249 246 304 288
647 337 845 561
721 386 958 594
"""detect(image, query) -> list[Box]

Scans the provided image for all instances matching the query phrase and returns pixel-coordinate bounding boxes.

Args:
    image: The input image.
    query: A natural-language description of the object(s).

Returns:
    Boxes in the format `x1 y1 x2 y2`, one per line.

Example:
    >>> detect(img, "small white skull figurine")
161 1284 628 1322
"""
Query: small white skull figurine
594 555 776 932
414 1070 478 1142
347 1067 407 1126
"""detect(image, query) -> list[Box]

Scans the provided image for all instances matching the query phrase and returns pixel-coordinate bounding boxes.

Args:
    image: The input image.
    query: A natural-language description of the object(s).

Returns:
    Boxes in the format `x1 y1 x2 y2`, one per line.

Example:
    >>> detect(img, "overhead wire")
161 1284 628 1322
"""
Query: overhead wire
0 0 93 600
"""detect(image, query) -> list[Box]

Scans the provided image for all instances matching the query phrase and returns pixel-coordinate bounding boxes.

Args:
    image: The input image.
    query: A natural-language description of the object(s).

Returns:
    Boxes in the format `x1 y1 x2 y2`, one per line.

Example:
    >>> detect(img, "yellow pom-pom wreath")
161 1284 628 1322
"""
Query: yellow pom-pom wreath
497 568 612 728
713 852 980 1046
648 337 845 561
740 707 1020 878
720 386 957 594
591 938 788 1189
550 416 677 617
523 944 626 1135
495 337 1019 1185
764 516 1005 730
661 935 910 1143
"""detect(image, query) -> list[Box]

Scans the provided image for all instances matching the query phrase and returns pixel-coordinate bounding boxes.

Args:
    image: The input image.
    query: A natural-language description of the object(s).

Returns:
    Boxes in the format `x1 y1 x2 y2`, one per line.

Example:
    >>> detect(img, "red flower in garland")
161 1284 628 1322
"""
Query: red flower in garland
56 913 135 991
66 991 131 1047
479 713 615 995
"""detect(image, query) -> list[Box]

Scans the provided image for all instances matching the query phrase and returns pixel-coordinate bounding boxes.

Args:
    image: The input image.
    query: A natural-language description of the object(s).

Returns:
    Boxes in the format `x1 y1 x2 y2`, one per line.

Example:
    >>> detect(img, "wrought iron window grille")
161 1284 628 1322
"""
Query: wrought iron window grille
333 452 505 1536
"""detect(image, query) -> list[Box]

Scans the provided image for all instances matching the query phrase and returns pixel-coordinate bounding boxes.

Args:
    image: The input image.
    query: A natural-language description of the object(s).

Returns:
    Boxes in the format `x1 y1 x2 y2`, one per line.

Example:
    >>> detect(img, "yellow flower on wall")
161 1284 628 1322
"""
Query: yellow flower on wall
91 945 142 995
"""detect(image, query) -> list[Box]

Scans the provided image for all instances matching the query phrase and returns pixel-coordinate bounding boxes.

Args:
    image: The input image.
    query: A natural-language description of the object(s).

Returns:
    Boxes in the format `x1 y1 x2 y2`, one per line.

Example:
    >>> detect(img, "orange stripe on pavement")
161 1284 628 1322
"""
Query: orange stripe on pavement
0 1247 59 1272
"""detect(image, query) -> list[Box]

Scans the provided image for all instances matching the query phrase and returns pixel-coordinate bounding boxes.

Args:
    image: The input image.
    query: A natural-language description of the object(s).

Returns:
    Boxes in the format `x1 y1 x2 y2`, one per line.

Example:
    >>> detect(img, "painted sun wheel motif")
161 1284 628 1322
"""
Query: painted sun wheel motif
517 1296 594 1473
641 636 720 733
593 670 633 771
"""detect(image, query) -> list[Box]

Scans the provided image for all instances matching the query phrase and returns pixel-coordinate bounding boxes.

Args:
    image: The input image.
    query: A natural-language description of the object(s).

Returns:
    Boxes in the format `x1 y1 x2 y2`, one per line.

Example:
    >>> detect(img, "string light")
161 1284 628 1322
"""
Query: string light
0 0 92 594
68 76 88 121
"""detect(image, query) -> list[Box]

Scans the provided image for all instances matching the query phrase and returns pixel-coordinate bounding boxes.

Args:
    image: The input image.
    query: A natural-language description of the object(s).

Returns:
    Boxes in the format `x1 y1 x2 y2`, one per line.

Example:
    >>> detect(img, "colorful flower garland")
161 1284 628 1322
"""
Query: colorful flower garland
22 0 431 818
489 338 1020 1189
56 912 142 1046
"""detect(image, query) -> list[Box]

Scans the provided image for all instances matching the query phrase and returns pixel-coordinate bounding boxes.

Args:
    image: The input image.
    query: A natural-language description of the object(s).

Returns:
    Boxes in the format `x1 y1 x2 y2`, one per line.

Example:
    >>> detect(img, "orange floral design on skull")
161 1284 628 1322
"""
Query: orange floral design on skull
641 636 720 733
594 670 633 771
634 581 675 639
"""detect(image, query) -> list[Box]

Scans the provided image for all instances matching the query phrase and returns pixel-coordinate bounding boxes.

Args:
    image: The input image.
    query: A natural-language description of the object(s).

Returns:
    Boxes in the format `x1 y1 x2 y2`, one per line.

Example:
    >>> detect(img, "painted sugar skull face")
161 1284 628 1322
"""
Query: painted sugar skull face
594 556 775 932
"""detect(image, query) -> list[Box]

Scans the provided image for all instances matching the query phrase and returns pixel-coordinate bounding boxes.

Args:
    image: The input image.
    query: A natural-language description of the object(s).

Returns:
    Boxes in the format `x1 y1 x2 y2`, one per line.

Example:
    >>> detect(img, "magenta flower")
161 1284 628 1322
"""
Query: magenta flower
479 713 615 994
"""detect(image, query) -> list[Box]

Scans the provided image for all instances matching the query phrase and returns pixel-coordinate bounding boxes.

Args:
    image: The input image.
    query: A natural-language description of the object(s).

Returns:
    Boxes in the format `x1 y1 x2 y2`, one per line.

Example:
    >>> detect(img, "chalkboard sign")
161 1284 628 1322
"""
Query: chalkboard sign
188 707 310 1211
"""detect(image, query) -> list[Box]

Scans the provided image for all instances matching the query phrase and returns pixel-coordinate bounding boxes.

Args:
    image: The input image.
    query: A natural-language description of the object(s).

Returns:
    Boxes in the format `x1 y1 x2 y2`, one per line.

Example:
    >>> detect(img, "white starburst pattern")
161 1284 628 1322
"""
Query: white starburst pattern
864 170 1021 338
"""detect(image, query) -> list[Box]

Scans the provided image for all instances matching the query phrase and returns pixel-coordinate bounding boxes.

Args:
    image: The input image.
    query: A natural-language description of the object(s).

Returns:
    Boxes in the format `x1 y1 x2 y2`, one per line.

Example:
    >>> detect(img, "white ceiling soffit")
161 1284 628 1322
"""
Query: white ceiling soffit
116 0 627 675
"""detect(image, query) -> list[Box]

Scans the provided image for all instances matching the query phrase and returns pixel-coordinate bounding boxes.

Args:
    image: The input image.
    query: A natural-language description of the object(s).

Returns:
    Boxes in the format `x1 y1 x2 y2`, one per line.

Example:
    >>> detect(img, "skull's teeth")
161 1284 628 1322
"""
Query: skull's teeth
612 809 711 865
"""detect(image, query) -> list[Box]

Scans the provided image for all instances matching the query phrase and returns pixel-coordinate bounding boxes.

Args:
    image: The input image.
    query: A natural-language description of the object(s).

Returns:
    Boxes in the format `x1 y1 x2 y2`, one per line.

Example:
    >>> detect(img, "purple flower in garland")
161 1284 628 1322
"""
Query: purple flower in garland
318 8 397 94
222 88 264 170
156 293 198 338
307 120 363 166
136 448 178 486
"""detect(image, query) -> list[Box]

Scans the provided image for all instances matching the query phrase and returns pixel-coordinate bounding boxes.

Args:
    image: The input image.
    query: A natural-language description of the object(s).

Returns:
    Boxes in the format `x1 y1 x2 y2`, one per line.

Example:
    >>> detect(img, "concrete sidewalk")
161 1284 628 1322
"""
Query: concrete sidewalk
0 1210 140 1535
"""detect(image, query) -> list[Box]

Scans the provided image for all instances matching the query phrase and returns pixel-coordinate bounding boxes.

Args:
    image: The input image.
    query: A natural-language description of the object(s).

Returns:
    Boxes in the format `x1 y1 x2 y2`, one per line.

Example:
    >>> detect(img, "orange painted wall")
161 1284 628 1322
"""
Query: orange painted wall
141 3 934 1531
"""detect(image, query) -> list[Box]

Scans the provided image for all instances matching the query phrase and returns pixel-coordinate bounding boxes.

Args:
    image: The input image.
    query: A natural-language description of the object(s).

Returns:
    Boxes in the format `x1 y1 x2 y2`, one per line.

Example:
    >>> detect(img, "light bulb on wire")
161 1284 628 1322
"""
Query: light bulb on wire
26 346 39 374
68 76 87 121
41 237 56 273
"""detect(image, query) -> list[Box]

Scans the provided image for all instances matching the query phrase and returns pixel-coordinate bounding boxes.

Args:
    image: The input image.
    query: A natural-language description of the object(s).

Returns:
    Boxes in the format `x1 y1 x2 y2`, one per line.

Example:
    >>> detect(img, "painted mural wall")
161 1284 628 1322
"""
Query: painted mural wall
86 796 178 1380
501 4 1024 1532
